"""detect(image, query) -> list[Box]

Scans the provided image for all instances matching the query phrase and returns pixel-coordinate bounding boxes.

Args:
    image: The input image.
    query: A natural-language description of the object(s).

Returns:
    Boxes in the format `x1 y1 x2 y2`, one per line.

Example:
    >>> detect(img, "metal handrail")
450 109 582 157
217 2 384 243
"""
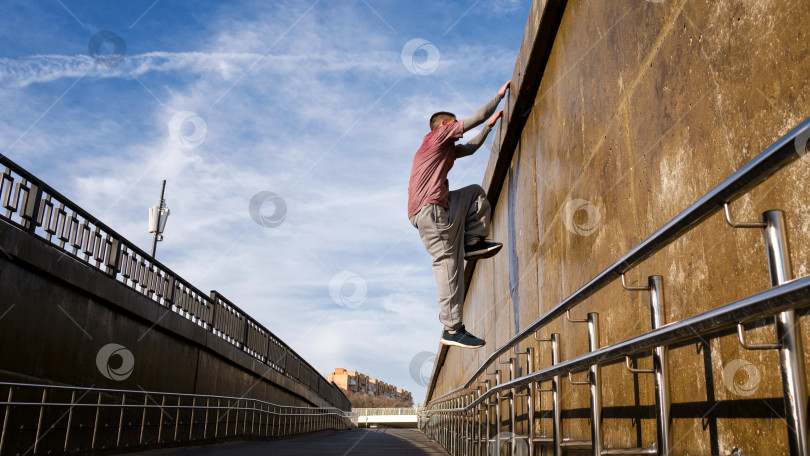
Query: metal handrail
0 382 343 411
0 382 355 454
429 275 810 413
0 153 347 409
0 383 349 414
426 116 810 405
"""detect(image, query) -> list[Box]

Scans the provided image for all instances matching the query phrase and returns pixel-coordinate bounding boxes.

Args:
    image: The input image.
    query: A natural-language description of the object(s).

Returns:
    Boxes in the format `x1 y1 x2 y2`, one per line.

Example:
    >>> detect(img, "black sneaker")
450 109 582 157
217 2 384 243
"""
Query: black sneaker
441 325 486 349
464 239 503 260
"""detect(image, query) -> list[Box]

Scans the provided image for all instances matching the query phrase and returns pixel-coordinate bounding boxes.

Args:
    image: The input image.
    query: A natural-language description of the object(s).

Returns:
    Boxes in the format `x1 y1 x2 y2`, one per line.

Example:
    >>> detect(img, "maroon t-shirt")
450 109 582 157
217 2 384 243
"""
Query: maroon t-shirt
407 121 465 218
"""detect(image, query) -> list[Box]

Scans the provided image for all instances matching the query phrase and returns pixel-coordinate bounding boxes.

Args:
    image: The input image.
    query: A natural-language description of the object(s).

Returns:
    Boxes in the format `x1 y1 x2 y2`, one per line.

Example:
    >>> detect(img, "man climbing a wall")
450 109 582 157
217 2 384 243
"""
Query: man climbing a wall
408 81 510 349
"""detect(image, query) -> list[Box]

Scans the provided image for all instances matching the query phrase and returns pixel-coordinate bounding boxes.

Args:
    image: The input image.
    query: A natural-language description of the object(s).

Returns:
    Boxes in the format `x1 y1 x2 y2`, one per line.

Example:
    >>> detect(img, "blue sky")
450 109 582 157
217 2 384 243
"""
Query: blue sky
0 0 528 404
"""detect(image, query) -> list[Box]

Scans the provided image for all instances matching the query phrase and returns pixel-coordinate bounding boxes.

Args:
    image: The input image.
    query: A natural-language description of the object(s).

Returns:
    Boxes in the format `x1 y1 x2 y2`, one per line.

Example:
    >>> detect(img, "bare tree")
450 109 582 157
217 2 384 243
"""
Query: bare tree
342 390 414 409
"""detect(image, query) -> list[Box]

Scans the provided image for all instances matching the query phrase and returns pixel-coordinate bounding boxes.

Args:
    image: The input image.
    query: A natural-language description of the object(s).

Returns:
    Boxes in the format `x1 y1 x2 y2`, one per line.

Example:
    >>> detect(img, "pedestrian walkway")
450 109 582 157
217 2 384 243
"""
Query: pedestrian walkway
134 428 449 456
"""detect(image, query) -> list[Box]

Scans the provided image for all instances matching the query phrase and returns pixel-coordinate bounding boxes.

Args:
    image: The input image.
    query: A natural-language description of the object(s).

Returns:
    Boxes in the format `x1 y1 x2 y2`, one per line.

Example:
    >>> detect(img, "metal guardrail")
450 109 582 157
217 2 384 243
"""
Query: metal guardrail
427 276 810 409
0 153 349 411
425 277 810 455
0 382 355 454
423 117 810 456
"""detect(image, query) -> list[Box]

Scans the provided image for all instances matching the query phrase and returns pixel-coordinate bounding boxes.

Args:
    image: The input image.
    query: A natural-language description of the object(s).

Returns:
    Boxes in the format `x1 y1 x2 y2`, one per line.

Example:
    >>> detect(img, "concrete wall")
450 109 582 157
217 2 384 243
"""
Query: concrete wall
0 219 347 413
428 0 810 454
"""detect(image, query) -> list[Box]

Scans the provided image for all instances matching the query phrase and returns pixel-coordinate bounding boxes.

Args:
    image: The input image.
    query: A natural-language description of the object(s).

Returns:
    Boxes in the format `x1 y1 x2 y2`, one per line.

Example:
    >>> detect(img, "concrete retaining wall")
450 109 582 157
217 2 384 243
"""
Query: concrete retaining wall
0 219 347 412
427 1 810 454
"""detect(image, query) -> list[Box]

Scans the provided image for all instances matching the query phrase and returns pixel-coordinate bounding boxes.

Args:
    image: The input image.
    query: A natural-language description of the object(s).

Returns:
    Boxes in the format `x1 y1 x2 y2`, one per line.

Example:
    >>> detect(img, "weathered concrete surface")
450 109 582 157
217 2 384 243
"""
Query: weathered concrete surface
428 0 810 455
0 218 349 452
132 429 448 456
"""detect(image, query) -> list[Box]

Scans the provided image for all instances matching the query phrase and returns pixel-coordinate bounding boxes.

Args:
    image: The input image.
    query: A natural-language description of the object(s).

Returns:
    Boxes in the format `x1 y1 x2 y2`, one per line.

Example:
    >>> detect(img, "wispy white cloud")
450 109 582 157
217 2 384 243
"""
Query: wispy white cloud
0 46 513 88
0 51 393 87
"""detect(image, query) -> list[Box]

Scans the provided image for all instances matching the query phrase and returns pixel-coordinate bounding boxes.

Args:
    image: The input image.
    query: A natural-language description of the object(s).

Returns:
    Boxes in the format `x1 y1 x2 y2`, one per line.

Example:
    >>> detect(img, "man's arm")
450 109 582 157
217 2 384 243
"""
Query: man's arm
461 81 510 133
456 109 504 158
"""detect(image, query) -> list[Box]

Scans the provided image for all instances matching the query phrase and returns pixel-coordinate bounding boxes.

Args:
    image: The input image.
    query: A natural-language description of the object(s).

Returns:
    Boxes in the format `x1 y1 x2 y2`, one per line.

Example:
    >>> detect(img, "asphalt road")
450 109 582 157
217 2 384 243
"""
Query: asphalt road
132 428 449 456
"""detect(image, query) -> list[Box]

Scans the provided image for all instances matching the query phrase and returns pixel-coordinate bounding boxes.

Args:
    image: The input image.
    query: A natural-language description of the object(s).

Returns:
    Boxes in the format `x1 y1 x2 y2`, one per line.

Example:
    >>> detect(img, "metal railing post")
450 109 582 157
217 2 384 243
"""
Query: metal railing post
214 398 220 438
140 395 148 444
526 348 535 456
92 393 102 449
551 333 562 456
64 390 75 451
117 393 126 447
487 369 501 454
250 400 256 435
508 358 516 455
588 312 603 456
189 397 196 441
725 206 809 455
474 388 481 456
271 405 276 437
21 182 43 234
1 388 12 455
453 397 459 455
764 210 808 455
174 396 181 441
463 395 469 456
225 399 231 437
621 274 670 455
484 380 491 456
33 389 46 454
203 398 209 440
453 396 464 456
649 275 671 455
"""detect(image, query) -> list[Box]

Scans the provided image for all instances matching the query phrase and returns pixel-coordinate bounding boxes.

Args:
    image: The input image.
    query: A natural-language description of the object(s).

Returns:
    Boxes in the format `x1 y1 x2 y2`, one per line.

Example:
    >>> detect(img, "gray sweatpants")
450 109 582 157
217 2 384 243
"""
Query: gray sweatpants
410 184 491 331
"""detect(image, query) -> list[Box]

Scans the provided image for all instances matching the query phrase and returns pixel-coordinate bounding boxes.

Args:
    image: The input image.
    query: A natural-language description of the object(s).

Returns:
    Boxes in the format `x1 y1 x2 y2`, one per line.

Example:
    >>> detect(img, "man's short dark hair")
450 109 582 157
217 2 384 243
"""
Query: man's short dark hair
429 112 456 131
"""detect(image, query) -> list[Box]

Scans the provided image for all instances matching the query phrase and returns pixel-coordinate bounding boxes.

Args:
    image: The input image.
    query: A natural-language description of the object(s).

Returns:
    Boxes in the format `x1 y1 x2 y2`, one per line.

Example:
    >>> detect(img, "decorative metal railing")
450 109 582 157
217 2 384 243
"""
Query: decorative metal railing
0 382 355 454
423 118 810 456
0 153 349 412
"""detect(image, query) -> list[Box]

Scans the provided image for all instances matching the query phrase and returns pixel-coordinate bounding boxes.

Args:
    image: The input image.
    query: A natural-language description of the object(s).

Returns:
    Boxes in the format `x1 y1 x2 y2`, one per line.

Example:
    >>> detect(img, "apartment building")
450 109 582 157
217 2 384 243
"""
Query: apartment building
329 368 412 403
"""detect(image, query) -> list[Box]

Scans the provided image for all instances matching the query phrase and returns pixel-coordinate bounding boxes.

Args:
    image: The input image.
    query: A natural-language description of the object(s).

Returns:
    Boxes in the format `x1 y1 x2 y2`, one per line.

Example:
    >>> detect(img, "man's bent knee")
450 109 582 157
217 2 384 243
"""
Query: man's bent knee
458 183 486 196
